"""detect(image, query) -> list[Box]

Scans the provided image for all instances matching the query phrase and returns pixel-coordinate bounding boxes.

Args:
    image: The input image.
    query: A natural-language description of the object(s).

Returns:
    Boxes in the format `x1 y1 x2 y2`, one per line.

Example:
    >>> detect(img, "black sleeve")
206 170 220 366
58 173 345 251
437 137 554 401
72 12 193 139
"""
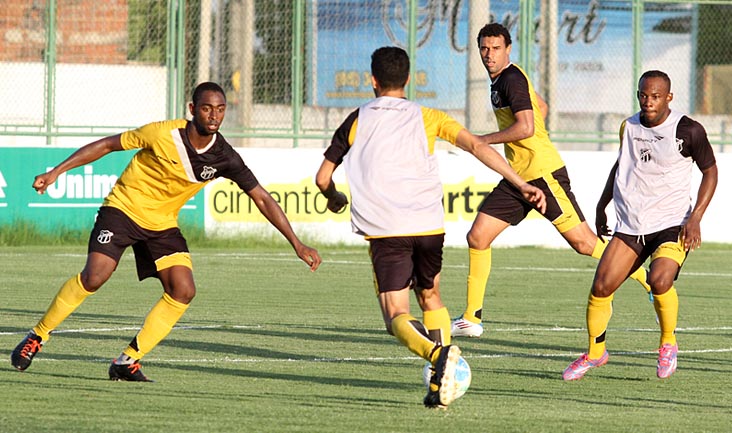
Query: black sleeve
502 67 533 114
678 116 716 171
218 142 260 192
323 108 359 165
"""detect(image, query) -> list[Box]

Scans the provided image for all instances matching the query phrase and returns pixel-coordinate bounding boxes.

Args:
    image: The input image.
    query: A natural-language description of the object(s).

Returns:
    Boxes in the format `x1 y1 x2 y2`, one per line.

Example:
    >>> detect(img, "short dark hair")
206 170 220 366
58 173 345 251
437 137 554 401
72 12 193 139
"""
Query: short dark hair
192 82 226 106
639 70 671 93
477 23 512 47
371 46 410 90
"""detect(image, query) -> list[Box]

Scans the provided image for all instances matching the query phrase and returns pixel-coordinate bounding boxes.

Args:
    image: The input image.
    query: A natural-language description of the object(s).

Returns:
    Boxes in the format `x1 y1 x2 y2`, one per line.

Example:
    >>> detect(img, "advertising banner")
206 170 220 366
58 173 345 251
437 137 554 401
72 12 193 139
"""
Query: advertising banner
4 147 726 247
204 147 730 247
310 0 692 113
0 148 203 232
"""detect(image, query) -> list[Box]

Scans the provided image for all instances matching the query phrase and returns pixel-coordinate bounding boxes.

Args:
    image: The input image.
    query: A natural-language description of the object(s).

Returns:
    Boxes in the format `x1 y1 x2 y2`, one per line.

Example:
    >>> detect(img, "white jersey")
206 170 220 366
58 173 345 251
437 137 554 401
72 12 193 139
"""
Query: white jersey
614 110 693 235
342 97 444 237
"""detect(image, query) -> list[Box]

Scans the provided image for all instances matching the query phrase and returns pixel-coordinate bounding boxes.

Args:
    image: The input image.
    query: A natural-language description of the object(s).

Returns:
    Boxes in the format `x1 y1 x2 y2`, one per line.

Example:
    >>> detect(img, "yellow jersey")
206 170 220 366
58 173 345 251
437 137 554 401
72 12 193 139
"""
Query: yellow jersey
491 63 565 181
103 119 258 231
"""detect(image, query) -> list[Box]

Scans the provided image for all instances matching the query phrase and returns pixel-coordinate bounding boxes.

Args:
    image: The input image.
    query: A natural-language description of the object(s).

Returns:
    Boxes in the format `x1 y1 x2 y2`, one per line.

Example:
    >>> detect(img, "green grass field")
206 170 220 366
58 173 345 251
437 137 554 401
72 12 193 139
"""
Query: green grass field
1 244 730 432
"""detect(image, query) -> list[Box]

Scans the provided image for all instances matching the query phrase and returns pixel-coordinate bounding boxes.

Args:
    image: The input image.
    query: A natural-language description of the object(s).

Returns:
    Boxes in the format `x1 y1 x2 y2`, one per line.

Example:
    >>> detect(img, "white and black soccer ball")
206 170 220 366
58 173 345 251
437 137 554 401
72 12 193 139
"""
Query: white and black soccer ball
422 355 471 399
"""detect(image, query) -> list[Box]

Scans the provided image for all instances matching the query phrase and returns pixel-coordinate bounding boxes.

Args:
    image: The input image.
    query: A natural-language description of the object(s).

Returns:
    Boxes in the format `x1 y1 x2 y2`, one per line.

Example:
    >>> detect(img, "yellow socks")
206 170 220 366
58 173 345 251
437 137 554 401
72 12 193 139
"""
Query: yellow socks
587 293 614 359
423 307 451 347
653 287 678 347
33 274 94 341
391 313 439 363
122 292 189 360
464 248 491 323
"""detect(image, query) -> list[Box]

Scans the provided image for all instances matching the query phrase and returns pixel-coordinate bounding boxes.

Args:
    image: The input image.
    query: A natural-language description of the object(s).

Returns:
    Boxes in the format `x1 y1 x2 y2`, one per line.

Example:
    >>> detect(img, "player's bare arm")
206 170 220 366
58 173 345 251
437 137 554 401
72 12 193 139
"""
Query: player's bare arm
595 161 619 241
246 184 322 271
455 129 546 214
478 109 535 146
682 163 718 251
315 159 348 213
33 134 124 194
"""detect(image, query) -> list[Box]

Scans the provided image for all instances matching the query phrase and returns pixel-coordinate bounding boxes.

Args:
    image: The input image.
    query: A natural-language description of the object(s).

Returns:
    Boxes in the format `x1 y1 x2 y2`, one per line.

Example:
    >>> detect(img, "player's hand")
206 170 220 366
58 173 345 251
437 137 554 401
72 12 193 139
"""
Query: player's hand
681 220 702 252
520 184 546 214
296 244 322 271
327 191 349 213
595 209 611 242
32 172 57 195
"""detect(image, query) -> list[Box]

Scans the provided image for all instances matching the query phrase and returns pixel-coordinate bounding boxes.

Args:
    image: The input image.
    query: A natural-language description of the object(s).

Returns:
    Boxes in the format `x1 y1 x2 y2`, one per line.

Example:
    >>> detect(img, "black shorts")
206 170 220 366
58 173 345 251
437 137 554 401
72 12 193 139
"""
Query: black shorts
478 166 585 233
615 226 687 279
367 234 444 293
89 206 191 280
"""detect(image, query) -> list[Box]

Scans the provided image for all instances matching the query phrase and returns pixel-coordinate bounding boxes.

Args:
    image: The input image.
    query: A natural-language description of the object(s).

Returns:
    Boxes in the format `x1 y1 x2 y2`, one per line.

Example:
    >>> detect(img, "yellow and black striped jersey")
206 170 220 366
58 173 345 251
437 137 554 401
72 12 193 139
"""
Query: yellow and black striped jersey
103 119 259 231
490 63 565 181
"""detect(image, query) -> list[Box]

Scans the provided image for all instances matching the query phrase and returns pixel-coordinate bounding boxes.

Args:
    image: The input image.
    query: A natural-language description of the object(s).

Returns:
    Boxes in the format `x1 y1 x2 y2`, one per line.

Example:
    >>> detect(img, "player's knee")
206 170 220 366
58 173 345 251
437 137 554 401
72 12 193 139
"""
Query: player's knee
570 239 595 256
591 279 616 298
647 274 673 294
80 271 109 292
169 286 196 304
466 229 490 249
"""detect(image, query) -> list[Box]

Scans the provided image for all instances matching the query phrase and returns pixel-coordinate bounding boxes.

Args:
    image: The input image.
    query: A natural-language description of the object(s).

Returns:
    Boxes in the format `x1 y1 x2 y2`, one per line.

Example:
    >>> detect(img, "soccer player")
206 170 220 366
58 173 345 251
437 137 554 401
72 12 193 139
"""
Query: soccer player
451 23 652 338
10 82 321 381
563 70 717 380
315 46 546 408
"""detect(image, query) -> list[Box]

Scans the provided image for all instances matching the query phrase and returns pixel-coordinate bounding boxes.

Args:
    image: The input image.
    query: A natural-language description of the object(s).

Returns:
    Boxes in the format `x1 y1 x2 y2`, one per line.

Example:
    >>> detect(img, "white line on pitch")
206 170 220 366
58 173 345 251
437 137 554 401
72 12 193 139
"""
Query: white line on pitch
24 346 732 365
2 251 730 277
2 324 731 337
199 254 732 277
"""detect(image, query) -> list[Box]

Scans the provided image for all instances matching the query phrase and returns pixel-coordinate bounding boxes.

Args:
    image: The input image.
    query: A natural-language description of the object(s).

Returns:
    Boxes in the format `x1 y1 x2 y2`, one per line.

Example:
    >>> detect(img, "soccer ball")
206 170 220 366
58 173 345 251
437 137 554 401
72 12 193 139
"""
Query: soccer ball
422 356 471 399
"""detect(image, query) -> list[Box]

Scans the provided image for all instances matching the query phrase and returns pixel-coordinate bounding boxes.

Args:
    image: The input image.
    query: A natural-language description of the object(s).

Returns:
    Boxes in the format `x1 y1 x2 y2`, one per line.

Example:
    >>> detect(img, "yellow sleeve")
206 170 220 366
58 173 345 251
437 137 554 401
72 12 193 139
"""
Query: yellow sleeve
421 107 465 153
119 124 153 151
348 118 359 146
120 120 186 151
618 119 627 148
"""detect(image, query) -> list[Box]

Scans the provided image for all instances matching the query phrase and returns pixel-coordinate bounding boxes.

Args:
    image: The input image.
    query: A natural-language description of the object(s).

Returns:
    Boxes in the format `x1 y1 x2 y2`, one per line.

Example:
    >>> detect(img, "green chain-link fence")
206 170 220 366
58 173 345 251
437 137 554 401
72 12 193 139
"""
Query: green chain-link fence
1 0 730 149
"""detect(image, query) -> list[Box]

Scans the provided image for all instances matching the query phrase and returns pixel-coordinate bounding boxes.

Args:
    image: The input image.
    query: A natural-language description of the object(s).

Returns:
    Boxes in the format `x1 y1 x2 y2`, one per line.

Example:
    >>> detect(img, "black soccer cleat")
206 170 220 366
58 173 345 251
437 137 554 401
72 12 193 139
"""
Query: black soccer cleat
11 332 44 371
109 360 154 382
423 345 461 409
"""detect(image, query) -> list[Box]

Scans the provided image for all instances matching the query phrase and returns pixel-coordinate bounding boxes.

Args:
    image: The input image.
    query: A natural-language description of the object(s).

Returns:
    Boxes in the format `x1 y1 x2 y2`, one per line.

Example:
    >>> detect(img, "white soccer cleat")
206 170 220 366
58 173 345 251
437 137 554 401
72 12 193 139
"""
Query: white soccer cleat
451 316 484 338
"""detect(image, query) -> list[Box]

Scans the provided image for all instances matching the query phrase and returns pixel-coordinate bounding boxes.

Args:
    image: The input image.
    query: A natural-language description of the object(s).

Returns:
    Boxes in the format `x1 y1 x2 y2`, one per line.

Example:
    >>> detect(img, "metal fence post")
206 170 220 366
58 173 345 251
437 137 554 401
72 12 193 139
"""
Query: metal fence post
406 0 418 101
44 0 57 145
632 0 644 112
292 0 305 148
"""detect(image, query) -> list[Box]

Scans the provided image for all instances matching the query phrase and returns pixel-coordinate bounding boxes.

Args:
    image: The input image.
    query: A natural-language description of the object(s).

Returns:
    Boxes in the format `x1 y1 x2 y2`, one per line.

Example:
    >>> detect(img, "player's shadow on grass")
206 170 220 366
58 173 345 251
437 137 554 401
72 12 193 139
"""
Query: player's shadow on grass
466 335 582 355
487 364 647 382
484 382 732 411
160 362 417 392
485 319 584 330
202 324 393 346
0 307 159 327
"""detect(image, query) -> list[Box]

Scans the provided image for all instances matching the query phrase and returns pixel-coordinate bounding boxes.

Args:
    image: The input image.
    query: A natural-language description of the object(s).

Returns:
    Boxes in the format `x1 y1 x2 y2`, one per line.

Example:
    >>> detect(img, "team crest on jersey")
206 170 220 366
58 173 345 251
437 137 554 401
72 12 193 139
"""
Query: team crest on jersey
201 166 217 180
491 90 501 108
639 148 652 163
97 229 114 244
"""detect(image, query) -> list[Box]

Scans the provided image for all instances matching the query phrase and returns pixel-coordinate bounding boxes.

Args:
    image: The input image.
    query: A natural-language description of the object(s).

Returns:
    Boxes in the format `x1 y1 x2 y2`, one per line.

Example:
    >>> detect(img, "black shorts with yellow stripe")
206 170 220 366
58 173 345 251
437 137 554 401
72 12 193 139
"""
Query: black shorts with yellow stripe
478 166 585 233
615 226 687 280
368 234 444 294
89 206 192 280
